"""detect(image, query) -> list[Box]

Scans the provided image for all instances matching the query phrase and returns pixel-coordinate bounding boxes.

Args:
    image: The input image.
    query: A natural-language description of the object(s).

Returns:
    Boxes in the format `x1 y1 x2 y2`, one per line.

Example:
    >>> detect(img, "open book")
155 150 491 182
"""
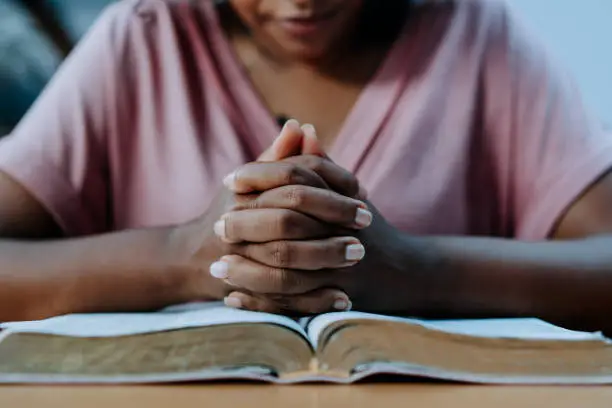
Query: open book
1 302 612 384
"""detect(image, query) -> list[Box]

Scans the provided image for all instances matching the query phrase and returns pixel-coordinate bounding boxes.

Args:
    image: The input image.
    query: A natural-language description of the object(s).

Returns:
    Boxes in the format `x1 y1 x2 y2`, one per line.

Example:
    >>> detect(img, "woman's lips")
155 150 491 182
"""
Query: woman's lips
277 12 337 37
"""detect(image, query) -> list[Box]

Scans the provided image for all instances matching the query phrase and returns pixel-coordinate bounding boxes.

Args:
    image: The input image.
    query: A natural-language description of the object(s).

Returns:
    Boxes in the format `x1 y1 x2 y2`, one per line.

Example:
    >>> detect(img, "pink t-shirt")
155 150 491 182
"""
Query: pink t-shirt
0 0 610 240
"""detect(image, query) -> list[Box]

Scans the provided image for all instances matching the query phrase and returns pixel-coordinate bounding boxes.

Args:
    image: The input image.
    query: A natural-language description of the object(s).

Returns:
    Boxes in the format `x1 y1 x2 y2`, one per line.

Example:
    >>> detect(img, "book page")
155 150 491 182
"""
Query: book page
306 311 605 346
1 302 306 338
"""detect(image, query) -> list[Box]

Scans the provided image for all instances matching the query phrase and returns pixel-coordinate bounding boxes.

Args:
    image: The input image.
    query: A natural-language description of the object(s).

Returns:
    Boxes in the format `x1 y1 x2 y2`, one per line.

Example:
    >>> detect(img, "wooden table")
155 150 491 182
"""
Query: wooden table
1 384 611 407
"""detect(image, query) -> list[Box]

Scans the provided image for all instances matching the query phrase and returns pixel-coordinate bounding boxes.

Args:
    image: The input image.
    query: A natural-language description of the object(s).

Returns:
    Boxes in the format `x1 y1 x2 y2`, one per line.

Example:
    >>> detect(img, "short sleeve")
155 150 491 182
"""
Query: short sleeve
482 1 612 240
0 2 136 236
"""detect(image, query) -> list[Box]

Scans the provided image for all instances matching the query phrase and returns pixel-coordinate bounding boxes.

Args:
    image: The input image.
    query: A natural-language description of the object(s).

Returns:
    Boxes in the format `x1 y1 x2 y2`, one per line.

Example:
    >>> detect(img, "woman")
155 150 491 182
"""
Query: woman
1 0 612 332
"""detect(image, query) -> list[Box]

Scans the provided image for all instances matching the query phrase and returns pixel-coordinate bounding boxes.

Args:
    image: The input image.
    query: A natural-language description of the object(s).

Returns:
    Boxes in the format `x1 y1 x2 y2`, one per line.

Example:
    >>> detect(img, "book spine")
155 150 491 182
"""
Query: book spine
309 357 320 373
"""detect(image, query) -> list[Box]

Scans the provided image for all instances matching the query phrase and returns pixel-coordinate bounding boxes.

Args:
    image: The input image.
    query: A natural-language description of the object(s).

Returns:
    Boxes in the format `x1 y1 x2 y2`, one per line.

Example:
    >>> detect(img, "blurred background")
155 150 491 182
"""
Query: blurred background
0 0 610 135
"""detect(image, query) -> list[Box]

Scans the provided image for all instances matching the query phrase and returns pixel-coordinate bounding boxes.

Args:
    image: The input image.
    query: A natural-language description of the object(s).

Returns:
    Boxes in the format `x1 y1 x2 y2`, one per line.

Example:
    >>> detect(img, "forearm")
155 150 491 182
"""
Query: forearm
0 227 197 322
418 234 612 331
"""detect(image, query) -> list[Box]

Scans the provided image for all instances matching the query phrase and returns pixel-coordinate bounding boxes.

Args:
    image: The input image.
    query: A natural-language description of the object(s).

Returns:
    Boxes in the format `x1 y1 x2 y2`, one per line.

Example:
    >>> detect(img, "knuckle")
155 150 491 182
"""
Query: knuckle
268 241 294 268
232 194 257 210
281 164 303 185
275 210 299 236
283 185 309 209
268 267 296 293
304 155 325 173
280 271 301 294
342 174 359 196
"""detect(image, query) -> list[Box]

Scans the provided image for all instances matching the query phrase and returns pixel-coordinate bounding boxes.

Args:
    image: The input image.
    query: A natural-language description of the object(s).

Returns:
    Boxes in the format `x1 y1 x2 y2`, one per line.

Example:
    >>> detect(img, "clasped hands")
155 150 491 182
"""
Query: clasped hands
188 120 430 315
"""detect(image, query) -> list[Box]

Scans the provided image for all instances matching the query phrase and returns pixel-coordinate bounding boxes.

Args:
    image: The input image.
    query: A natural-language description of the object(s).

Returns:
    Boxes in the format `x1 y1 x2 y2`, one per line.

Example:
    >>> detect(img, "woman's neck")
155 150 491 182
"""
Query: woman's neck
217 0 410 75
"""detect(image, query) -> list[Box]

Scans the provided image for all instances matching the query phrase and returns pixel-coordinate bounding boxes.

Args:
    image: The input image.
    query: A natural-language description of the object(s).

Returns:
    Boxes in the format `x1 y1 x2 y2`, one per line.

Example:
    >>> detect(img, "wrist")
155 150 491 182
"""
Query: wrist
166 219 228 301
61 226 200 315
405 235 534 319
394 234 455 315
355 229 441 314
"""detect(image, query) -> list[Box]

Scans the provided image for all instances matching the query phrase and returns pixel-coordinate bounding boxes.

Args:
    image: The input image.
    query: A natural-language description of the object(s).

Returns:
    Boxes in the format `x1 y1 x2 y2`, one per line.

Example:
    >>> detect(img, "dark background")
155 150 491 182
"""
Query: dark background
0 0 112 134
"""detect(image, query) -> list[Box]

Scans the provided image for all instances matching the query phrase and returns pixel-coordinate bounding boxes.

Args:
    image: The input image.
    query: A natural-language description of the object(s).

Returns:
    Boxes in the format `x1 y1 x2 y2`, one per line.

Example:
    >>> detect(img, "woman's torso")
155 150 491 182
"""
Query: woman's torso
99 0 508 237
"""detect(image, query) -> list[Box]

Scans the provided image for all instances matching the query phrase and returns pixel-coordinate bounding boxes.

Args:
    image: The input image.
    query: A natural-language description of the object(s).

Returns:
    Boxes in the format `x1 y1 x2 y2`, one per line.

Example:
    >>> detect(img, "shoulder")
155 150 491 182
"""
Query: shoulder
110 0 212 17
408 0 544 73
79 0 221 77
411 0 512 25
408 0 518 44
98 0 210 18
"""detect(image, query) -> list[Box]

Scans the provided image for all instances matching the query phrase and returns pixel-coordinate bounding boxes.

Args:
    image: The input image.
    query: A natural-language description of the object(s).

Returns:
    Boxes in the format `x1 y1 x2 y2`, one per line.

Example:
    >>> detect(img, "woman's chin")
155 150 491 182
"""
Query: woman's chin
279 44 335 65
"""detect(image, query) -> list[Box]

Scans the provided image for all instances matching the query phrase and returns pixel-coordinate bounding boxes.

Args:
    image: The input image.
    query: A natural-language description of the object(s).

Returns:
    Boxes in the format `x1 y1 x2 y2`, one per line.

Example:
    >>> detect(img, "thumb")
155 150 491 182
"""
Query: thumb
301 124 368 201
258 119 304 162
300 124 327 158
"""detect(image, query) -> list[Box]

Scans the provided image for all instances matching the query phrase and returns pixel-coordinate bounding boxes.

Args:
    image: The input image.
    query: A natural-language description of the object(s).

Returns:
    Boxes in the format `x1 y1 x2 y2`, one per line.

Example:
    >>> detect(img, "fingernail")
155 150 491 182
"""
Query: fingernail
210 261 229 279
282 119 300 133
334 298 352 311
345 244 366 261
301 123 316 137
214 219 226 239
224 296 242 309
223 171 237 190
355 208 373 228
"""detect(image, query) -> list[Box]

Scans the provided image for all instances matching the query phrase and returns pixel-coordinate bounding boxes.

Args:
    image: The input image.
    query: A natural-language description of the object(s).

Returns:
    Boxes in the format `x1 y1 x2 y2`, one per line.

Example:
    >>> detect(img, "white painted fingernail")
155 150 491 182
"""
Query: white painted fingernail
284 118 300 130
277 119 299 139
223 172 237 190
224 296 242 309
334 298 352 311
345 244 366 261
214 219 226 239
301 123 316 136
354 208 373 228
210 261 229 279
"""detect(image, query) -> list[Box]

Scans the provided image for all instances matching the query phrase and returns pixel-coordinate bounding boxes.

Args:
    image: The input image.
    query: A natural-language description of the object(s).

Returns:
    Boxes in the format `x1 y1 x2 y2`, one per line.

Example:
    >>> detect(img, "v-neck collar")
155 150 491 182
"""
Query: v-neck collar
203 1 413 173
